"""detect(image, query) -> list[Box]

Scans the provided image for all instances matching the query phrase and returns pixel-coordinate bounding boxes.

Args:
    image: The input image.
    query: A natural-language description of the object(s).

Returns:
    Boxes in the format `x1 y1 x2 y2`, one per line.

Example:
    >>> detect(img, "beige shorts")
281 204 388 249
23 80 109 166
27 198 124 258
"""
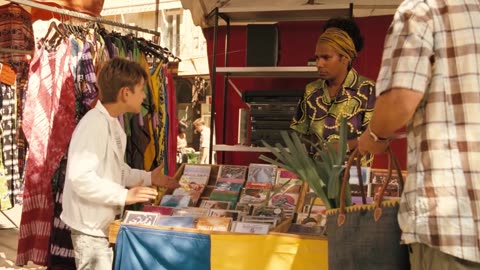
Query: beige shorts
409 243 480 270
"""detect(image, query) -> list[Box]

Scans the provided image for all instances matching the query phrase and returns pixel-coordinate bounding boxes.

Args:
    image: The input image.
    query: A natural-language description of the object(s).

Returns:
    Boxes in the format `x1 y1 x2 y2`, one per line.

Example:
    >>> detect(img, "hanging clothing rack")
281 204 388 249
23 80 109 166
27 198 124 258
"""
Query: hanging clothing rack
6 0 161 37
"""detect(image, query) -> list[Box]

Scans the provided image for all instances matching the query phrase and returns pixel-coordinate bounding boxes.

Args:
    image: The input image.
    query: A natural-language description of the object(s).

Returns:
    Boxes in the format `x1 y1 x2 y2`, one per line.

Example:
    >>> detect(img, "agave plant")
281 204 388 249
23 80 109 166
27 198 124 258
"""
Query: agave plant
259 117 350 209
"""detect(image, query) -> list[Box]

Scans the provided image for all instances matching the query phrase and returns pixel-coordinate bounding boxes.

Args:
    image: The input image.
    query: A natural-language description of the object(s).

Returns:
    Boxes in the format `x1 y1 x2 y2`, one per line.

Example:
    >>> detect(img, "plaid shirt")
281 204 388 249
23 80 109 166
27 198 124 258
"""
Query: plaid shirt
376 0 480 263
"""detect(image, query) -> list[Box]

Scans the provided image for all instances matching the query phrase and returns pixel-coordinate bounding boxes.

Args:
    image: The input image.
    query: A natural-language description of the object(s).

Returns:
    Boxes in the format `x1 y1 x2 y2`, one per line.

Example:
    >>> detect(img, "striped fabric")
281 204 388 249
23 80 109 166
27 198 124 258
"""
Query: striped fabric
49 158 76 270
376 0 480 263
114 225 329 270
0 3 35 205
78 40 99 111
17 40 76 266
0 83 21 209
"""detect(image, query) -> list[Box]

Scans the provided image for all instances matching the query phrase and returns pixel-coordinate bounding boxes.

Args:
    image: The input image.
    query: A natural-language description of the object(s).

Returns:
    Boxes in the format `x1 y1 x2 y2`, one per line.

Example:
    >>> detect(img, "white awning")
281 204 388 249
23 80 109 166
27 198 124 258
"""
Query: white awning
180 0 402 28
101 0 182 16
178 56 209 76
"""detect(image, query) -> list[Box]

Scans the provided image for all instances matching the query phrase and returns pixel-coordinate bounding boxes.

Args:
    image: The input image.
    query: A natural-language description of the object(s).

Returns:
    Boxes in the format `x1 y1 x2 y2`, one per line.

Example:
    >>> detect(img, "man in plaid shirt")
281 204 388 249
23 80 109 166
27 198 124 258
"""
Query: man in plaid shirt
358 0 480 269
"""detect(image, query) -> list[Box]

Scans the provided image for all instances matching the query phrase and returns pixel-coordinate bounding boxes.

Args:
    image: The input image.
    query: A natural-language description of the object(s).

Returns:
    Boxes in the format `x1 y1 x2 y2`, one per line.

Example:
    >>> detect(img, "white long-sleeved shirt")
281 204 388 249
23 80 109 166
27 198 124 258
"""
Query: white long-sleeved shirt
60 101 151 237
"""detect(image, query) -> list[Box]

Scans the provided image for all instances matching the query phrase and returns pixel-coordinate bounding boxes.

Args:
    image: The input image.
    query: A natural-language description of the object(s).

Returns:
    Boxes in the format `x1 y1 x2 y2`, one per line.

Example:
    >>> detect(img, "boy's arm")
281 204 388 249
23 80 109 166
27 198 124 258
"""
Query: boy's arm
122 163 152 187
123 163 179 189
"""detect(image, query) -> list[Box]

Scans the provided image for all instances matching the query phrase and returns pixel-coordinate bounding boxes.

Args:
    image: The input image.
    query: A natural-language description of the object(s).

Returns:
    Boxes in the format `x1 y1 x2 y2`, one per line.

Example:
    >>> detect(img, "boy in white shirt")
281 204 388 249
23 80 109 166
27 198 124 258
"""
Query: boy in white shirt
61 58 179 270
192 118 215 164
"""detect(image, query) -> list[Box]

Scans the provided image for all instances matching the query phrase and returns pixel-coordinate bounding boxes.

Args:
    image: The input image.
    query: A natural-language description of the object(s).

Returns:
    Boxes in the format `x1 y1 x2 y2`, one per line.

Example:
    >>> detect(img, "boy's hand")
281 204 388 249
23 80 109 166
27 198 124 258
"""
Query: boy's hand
151 165 179 189
125 186 158 205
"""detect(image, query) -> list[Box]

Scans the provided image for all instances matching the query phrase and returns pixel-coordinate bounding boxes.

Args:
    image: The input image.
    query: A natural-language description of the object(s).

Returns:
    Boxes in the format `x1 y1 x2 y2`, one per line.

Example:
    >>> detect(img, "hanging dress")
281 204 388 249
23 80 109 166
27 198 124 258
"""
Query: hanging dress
165 67 177 175
150 63 166 169
17 40 76 266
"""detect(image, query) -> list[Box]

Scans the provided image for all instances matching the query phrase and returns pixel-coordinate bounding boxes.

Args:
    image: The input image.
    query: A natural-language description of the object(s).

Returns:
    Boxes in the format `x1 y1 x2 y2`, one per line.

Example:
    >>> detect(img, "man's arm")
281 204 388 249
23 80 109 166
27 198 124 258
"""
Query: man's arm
199 147 208 164
358 88 424 154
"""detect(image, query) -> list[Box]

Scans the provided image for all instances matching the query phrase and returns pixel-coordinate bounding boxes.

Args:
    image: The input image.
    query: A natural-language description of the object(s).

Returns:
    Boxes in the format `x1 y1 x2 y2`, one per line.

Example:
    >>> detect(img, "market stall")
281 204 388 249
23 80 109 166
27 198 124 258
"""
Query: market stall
0 1 178 268
0 1 407 269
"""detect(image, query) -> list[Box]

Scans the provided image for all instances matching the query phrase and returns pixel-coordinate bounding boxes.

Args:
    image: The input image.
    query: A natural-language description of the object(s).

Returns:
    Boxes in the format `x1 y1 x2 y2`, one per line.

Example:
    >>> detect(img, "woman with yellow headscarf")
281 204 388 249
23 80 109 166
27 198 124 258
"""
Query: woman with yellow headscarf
291 18 375 165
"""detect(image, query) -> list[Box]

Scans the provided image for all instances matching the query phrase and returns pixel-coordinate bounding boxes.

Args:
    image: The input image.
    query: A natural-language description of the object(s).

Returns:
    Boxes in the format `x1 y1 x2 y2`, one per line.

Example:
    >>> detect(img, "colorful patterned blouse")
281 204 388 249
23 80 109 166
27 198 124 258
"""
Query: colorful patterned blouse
291 69 375 143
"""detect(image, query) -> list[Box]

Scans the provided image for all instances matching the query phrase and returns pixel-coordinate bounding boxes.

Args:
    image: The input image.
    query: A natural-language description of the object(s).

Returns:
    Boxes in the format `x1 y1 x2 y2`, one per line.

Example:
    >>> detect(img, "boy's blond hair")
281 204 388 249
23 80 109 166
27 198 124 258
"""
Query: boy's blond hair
192 118 205 127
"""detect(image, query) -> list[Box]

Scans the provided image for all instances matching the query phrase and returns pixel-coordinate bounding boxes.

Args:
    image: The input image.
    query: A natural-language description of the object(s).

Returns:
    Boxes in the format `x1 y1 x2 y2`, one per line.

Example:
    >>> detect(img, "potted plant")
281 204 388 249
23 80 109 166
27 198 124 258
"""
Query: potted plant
259 117 350 209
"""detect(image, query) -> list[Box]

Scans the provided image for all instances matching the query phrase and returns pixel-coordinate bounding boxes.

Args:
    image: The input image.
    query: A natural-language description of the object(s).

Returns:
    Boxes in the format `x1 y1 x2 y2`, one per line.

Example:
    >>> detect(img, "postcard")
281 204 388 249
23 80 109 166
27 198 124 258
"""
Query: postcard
247 164 277 184
172 207 209 217
142 205 175 216
217 165 248 180
160 195 192 208
207 209 243 221
231 222 270 234
238 188 270 205
154 216 196 228
196 217 232 232
268 193 299 209
199 200 231 210
123 210 159 226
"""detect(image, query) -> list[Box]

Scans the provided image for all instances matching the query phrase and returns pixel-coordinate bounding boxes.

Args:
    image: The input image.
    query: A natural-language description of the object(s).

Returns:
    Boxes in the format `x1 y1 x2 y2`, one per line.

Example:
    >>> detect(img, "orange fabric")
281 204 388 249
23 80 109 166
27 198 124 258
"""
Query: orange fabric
30 0 104 21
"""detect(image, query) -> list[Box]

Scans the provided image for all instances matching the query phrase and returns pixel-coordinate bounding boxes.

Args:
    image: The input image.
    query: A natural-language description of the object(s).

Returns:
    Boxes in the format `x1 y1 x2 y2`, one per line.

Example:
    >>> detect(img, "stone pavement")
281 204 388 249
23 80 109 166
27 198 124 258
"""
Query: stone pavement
0 205 45 270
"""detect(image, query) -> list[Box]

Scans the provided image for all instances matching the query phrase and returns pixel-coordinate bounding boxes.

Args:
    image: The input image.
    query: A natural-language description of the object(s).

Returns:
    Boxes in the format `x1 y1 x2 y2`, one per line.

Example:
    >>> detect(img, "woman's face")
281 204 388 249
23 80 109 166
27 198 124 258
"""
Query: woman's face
314 42 348 82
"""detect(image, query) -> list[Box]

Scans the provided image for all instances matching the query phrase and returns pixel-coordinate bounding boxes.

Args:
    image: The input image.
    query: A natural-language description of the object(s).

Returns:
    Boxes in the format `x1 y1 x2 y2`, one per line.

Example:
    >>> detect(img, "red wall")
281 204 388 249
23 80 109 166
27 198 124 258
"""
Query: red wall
203 15 407 170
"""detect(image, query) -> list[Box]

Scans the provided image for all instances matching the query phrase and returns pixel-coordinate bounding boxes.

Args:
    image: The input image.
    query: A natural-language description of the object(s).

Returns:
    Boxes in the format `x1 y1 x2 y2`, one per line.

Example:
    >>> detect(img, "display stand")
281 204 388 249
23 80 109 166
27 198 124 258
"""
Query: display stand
108 162 326 269
113 223 328 270
207 4 353 163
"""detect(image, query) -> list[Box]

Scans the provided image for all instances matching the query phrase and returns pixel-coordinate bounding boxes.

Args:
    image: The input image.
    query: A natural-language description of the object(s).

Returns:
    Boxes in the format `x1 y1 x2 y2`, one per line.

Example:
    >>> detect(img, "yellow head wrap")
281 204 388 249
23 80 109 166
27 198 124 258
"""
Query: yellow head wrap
317 27 357 60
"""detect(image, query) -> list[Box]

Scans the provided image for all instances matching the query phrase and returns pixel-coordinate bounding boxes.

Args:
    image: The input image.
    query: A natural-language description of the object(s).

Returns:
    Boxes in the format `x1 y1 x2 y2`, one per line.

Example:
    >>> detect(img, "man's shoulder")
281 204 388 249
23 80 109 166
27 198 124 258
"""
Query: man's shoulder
356 76 375 90
305 79 324 95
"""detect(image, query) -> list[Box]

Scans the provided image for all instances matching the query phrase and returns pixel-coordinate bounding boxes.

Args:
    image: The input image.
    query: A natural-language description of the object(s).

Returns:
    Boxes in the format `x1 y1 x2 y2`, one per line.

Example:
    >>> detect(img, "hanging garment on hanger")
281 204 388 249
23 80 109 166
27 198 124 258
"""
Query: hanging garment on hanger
0 4 35 202
0 134 10 210
139 52 156 170
165 67 177 176
150 63 166 168
0 82 21 209
49 157 75 270
78 40 98 111
49 35 90 270
0 82 11 210
17 40 76 267
124 47 151 170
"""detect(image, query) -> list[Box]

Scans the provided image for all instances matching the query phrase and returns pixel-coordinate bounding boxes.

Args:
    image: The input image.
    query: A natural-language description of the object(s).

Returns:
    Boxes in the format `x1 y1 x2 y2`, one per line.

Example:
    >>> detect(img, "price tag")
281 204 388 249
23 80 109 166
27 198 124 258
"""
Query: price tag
0 63 16 86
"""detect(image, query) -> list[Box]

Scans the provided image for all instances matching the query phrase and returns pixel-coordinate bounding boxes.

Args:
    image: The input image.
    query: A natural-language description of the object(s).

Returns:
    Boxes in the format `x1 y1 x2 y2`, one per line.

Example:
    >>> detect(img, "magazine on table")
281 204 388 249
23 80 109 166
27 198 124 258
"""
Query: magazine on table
160 195 192 208
173 164 212 205
154 216 197 228
195 217 232 232
246 163 277 186
171 207 209 217
217 165 248 181
274 168 303 194
207 209 243 221
199 200 231 210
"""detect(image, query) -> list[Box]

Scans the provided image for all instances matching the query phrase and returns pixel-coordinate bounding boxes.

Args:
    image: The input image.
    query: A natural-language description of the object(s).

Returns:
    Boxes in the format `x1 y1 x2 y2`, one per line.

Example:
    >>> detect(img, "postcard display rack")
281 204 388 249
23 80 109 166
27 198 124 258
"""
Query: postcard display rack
110 163 406 269
110 4 360 269
110 162 332 270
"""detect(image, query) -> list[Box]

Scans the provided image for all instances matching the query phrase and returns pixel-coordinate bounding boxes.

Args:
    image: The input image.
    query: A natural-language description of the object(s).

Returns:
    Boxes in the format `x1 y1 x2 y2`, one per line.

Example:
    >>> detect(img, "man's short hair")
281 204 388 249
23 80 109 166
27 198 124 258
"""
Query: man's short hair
97 57 148 103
